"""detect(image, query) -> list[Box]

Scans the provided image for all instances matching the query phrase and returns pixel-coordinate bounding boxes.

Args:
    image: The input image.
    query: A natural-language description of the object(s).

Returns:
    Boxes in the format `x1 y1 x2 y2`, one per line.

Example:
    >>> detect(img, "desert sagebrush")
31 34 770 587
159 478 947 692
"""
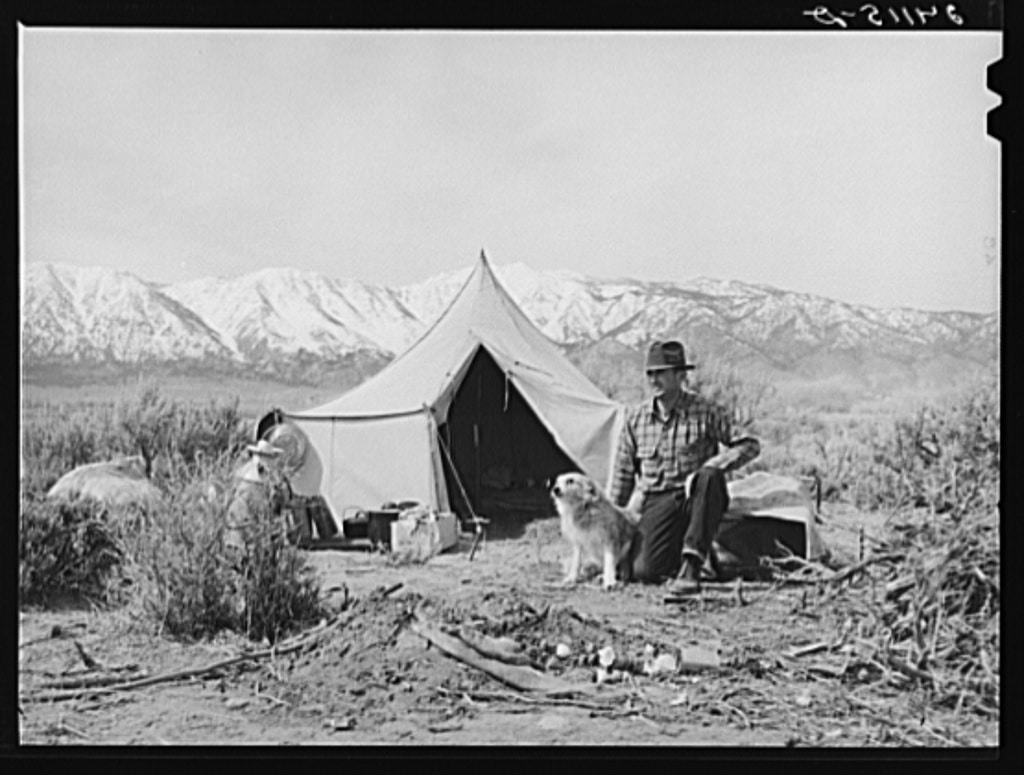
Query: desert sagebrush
18 493 123 607
236 497 324 644
21 386 323 645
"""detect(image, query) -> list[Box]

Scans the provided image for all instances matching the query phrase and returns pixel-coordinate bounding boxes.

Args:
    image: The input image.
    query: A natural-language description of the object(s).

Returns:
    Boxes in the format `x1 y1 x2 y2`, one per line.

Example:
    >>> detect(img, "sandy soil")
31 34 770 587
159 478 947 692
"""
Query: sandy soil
17 506 998 748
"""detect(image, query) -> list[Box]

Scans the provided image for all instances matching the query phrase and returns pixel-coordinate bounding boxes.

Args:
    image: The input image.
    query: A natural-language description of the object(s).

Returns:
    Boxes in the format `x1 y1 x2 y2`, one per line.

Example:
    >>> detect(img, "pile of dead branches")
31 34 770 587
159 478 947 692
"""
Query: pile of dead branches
767 505 999 719
873 507 999 713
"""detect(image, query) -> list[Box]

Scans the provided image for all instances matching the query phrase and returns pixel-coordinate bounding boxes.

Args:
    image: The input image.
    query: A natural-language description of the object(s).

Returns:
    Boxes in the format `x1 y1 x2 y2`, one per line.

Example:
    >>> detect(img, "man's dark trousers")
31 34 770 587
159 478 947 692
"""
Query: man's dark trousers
630 467 730 583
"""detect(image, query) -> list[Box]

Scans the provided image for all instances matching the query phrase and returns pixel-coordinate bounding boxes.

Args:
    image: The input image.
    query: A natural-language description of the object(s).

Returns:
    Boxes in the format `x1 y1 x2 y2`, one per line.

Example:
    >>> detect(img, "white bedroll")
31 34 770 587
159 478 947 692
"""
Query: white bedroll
46 456 163 511
715 471 828 565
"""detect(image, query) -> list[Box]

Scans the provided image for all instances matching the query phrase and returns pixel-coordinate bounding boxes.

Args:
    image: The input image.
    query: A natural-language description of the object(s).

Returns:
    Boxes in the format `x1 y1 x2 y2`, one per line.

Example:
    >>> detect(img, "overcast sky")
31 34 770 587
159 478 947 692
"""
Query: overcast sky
21 29 1000 313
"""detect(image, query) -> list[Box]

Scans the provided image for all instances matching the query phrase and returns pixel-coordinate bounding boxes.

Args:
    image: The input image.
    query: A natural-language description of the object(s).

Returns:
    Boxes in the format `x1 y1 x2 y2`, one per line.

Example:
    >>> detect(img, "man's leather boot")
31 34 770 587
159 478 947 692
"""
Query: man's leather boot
668 554 702 595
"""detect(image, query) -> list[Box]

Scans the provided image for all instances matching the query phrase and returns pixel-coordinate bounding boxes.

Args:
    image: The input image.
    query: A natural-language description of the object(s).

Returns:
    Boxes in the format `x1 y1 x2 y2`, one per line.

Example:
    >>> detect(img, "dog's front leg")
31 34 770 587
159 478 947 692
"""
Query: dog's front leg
562 545 582 585
601 548 620 590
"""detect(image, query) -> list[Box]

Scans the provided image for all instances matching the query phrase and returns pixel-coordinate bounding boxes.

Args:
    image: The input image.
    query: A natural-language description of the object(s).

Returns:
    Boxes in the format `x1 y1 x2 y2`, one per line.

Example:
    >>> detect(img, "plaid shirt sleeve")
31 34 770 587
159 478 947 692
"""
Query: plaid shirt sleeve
608 409 639 507
709 401 761 472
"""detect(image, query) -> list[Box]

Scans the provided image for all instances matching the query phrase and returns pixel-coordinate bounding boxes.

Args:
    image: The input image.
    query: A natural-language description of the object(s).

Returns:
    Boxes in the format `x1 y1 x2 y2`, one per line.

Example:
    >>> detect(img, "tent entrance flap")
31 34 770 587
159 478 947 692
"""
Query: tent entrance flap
437 347 576 524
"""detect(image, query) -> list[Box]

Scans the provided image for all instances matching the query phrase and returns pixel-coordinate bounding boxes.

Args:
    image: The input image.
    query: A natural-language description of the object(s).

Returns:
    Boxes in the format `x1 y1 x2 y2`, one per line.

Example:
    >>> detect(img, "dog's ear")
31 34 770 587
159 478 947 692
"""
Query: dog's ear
585 478 600 501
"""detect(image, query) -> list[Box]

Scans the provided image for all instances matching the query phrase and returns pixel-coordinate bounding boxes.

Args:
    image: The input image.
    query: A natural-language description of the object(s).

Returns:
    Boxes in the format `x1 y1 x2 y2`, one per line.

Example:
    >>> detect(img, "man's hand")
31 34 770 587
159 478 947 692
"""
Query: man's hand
703 442 743 471
623 489 644 517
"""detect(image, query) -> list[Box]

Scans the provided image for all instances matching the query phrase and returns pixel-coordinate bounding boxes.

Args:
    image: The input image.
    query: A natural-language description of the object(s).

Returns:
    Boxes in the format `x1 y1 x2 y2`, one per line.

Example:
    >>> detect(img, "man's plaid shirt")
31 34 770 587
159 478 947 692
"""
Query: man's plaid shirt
608 389 761 507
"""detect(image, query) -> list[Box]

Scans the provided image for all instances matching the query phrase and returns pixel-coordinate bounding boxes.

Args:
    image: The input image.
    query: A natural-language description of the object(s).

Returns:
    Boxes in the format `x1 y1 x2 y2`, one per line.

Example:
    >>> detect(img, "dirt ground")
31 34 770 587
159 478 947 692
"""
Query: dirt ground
17 506 999 748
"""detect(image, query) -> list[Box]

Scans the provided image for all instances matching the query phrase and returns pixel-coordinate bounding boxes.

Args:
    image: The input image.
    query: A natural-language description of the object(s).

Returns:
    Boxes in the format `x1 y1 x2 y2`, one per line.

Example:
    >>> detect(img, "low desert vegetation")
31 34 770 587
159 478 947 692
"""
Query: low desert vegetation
116 467 323 643
18 493 124 607
20 379 327 643
21 379 249 493
751 376 999 514
20 369 998 701
756 377 1000 717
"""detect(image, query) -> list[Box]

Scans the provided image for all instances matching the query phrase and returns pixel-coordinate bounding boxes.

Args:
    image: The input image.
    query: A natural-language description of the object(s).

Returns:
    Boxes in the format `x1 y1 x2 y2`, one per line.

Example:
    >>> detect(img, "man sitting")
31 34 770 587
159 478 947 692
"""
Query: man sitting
609 340 761 594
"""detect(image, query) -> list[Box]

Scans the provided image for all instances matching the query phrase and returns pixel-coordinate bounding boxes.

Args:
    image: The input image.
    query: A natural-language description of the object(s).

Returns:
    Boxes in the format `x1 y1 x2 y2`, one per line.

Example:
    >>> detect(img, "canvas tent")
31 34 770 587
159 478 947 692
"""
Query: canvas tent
268 252 826 567
280 252 624 532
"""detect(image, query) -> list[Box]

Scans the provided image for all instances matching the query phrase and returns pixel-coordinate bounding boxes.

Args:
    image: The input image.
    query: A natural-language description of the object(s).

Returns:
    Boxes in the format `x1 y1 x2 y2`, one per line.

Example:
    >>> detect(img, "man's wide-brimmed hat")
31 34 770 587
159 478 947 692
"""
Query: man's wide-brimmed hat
645 340 695 371
247 439 283 457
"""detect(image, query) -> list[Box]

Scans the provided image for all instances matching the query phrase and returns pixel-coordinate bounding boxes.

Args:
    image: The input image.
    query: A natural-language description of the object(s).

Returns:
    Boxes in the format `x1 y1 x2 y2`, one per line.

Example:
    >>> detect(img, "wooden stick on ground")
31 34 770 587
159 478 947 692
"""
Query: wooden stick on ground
783 641 832 659
25 650 282 704
438 686 619 713
885 654 938 686
412 618 571 695
72 640 102 670
455 625 541 669
715 700 751 729
412 616 625 701
38 671 148 691
825 553 905 586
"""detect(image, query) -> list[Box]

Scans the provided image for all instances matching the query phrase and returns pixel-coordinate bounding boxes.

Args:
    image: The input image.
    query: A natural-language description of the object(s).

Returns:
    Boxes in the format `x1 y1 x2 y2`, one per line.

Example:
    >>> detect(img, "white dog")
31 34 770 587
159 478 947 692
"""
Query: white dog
550 472 641 589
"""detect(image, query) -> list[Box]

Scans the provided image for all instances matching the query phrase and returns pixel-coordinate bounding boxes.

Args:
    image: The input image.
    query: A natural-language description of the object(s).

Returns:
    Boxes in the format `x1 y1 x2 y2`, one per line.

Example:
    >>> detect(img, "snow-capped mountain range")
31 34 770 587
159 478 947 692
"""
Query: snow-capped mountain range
22 261 998 388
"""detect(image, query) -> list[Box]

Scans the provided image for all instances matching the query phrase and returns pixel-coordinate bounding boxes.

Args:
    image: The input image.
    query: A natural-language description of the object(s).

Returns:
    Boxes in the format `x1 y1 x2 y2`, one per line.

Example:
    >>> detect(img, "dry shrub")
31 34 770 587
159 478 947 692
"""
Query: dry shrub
19 493 124 607
843 505 1000 716
857 378 999 516
118 489 240 640
820 380 1000 715
165 398 248 470
120 464 325 644
22 380 248 498
689 356 776 439
758 379 999 720
20 403 124 495
753 379 999 513
115 382 175 479
236 498 325 643
21 384 323 645
115 379 249 485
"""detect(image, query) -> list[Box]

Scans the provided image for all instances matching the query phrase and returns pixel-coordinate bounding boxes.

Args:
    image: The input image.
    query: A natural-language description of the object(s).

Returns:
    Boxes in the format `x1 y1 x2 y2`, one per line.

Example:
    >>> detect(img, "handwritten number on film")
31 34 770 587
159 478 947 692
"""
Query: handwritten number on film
804 4 965 27
984 237 997 266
